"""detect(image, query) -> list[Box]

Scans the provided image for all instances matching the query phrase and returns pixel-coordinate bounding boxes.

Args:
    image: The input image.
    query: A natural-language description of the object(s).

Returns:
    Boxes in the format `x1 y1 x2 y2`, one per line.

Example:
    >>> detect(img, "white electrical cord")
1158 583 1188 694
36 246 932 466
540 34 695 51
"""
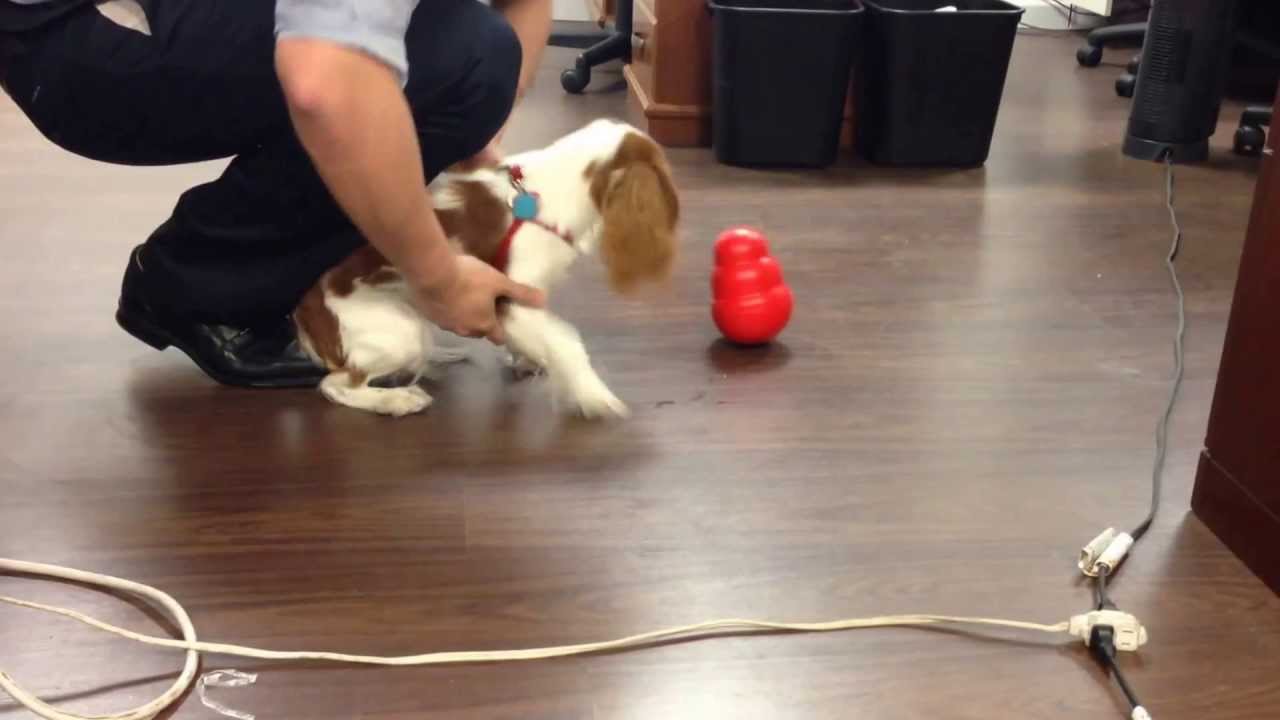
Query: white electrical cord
1 557 1071 720
0 559 200 720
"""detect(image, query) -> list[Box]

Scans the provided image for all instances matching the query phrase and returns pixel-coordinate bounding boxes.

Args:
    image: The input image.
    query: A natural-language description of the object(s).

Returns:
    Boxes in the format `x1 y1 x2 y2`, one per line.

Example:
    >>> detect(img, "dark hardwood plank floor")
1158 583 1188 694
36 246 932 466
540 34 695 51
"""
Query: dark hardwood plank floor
3 35 1279 720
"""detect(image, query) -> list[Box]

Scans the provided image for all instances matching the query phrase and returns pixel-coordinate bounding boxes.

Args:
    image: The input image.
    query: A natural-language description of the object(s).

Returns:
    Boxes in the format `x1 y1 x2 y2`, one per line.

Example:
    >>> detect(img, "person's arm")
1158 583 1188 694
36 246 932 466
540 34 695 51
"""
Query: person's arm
273 8 543 343
276 41 454 296
494 0 553 101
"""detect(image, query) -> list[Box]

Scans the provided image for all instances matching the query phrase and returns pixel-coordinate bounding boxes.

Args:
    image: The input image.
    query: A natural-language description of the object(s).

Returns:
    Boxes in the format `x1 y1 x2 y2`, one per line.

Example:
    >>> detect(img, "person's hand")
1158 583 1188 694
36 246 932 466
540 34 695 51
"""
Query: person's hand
412 255 545 344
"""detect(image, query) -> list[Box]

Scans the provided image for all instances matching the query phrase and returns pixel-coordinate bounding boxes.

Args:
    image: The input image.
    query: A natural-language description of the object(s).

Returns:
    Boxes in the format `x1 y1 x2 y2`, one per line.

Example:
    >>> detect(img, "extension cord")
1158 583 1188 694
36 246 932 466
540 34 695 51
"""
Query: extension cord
0 557 1083 720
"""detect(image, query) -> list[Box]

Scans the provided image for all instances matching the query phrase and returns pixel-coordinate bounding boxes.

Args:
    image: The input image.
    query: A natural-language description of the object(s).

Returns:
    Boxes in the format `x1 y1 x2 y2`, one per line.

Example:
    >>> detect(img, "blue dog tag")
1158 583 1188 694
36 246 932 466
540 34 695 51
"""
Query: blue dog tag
512 193 540 221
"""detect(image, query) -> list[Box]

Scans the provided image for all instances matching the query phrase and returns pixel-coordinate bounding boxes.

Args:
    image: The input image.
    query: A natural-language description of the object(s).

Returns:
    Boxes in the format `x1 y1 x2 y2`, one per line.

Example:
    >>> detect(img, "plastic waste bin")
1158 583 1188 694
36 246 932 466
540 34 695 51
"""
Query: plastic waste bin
708 0 865 167
858 0 1024 166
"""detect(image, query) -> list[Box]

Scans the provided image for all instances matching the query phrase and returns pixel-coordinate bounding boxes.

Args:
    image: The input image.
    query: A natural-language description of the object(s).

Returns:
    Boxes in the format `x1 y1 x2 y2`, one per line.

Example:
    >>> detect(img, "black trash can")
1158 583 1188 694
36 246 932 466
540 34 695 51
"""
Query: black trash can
858 0 1023 166
709 0 864 167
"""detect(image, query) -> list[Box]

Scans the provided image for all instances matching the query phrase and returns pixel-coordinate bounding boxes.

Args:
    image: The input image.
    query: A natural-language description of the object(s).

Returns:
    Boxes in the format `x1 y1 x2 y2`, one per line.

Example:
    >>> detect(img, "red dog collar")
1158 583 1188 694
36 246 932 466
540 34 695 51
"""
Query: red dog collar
491 165 573 272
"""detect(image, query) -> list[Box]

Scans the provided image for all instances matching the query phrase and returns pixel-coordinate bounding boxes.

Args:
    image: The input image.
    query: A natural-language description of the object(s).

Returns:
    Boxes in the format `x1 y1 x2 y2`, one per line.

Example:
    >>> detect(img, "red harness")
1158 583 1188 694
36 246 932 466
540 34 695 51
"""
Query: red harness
491 165 574 272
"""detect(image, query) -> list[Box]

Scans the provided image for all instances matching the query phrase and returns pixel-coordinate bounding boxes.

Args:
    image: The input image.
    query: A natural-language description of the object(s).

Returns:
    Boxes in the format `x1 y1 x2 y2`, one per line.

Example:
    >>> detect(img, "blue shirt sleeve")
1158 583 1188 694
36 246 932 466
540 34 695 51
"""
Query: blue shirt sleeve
275 0 421 84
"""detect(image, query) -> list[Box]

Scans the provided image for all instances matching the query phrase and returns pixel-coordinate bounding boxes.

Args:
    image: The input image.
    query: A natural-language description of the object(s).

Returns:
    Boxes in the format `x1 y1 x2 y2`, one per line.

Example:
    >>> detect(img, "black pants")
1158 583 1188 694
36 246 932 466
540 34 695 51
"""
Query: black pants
0 0 520 326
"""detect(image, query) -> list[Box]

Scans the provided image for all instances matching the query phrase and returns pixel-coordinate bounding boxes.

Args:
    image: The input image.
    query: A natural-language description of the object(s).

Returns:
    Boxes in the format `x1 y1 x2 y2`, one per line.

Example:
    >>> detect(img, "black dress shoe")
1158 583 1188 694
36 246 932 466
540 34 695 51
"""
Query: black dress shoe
115 246 326 389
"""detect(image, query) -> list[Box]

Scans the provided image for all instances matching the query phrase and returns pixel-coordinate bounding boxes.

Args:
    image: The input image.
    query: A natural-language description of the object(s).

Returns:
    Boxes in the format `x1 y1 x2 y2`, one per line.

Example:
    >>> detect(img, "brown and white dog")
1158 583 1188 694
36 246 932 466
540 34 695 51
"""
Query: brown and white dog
292 119 680 418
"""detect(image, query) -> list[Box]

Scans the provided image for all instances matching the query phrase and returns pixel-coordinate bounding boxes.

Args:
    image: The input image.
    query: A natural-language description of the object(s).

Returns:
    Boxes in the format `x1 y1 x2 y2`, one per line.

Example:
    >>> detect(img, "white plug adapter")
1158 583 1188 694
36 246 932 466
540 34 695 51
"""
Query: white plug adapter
1069 610 1149 652
1079 528 1118 576
1094 533 1135 576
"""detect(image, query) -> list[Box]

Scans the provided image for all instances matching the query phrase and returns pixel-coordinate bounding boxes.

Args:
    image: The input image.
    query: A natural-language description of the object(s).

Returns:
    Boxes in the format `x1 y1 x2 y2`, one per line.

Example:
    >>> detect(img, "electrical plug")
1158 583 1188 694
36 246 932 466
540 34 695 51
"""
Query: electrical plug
1079 529 1134 577
1079 528 1117 576
1070 610 1149 652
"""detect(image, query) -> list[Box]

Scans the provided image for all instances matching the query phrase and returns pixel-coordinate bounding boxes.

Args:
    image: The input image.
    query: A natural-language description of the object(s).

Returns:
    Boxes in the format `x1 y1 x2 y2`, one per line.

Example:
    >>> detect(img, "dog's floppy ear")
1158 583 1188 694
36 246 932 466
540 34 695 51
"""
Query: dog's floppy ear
591 133 679 293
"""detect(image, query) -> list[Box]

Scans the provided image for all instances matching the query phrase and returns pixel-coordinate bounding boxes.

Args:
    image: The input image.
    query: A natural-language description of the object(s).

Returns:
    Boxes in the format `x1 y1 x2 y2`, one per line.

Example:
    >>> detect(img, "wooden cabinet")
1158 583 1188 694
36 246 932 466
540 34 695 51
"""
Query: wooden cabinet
619 0 858 150
1191 87 1280 597
623 0 714 147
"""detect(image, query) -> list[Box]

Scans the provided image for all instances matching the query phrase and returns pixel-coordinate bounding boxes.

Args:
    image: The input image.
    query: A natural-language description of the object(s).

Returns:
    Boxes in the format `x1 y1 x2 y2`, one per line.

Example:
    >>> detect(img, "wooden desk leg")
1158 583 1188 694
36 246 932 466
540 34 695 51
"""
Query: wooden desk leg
1190 88 1280 596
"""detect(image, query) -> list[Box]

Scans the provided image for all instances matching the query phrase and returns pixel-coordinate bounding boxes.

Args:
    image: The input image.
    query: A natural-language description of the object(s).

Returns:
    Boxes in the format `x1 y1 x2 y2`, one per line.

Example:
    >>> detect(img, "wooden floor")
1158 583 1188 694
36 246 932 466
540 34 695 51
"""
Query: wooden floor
3 34 1280 720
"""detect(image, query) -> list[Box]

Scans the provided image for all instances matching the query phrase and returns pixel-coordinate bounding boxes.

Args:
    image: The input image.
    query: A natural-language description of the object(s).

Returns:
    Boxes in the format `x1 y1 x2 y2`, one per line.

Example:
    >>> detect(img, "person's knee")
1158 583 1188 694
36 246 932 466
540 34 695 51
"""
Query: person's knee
466 13 521 145
403 3 522 173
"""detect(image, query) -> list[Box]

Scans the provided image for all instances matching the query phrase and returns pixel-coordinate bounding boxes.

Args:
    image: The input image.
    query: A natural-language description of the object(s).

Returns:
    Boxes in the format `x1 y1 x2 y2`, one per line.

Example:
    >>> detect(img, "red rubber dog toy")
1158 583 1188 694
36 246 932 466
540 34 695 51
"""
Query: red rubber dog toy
712 227 793 345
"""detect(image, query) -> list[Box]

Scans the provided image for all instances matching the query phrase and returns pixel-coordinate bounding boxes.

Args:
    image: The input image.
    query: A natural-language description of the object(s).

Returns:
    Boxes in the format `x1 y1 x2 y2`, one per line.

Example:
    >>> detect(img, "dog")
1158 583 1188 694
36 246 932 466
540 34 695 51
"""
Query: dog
292 119 680 418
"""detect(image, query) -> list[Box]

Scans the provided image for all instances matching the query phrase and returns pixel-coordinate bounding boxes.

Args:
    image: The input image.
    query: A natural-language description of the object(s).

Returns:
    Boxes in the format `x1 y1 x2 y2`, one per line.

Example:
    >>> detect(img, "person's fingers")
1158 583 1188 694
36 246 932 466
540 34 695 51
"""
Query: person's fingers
502 279 546 308
487 324 507 345
446 315 483 339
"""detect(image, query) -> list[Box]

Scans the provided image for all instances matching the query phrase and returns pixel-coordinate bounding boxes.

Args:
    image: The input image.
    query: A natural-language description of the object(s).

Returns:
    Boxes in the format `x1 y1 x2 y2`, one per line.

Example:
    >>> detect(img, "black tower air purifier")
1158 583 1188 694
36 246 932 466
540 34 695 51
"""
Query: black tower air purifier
1123 0 1240 163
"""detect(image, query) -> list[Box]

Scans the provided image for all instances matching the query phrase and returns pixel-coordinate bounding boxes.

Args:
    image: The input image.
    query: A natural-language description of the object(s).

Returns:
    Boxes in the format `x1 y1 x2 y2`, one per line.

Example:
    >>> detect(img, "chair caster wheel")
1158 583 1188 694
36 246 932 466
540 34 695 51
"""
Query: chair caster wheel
1234 125 1266 157
561 65 590 94
1116 74 1136 98
1077 45 1103 67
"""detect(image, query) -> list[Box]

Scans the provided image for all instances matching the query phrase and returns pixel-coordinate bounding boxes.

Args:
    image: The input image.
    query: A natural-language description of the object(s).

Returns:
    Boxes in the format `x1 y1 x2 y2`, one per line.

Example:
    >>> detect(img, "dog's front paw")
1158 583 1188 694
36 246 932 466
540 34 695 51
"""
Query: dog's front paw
505 352 545 381
377 386 434 417
570 380 630 420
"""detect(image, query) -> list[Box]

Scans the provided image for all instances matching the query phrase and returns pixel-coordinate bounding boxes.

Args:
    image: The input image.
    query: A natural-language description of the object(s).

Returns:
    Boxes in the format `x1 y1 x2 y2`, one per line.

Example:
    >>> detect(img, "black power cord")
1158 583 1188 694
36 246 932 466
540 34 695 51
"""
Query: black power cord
1091 626 1146 715
1085 154 1186 720
1094 567 1116 611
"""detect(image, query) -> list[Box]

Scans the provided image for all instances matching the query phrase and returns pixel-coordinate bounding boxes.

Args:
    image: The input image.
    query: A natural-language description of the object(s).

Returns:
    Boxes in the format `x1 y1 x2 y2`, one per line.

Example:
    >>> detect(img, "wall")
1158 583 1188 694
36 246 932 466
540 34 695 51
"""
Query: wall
553 0 591 21
1011 0 1109 29
1066 0 1111 14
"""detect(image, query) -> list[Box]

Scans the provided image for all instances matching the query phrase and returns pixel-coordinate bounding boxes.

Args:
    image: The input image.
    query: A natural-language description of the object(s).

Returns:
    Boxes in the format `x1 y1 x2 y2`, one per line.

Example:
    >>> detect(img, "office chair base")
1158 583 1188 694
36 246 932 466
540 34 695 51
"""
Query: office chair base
562 63 592 94
1235 125 1267 156
560 0 633 95
1116 74 1137 98
1123 135 1209 164
1077 45 1104 67
1076 22 1148 68
549 30 610 50
1234 107 1272 156
560 30 630 94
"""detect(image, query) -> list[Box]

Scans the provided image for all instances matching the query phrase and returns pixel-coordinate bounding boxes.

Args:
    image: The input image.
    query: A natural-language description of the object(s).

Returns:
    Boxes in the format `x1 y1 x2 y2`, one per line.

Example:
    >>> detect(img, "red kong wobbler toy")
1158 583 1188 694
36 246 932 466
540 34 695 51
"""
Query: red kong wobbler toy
712 227 793 345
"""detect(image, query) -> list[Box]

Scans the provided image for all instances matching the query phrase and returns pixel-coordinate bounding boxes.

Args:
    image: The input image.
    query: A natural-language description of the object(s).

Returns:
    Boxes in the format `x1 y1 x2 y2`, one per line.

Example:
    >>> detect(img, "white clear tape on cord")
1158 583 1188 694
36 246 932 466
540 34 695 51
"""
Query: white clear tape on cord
0 558 1072 720
198 670 258 720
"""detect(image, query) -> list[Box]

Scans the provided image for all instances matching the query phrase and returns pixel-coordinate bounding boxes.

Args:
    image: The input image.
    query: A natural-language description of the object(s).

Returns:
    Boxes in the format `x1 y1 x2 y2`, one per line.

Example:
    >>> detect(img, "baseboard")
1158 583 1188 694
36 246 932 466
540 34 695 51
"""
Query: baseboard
623 65 711 147
1192 451 1280 596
